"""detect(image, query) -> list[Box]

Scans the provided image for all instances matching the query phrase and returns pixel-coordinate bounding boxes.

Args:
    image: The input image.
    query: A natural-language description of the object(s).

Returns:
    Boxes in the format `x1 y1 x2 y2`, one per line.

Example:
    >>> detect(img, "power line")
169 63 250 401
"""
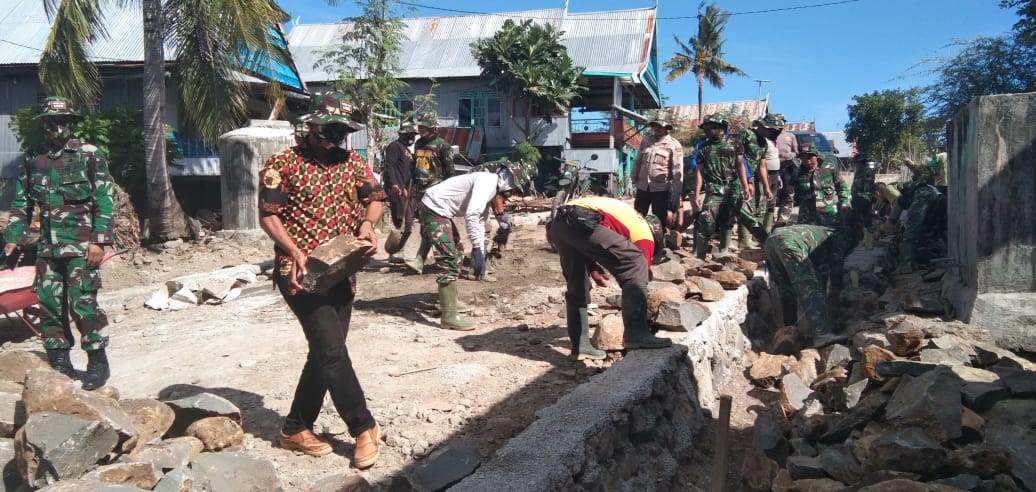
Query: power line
0 38 132 62
391 0 862 21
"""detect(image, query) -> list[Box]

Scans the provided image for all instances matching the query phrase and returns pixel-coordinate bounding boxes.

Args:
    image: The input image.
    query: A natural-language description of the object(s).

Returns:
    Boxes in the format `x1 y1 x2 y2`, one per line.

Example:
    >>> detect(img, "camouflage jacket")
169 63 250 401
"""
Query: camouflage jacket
4 139 114 258
786 160 850 226
851 166 876 200
412 135 454 190
766 224 842 271
695 137 743 188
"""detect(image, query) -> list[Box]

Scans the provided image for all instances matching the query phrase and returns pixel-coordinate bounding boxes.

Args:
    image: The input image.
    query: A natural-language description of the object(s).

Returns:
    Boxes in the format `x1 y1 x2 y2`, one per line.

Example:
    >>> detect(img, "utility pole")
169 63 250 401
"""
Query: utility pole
754 79 771 101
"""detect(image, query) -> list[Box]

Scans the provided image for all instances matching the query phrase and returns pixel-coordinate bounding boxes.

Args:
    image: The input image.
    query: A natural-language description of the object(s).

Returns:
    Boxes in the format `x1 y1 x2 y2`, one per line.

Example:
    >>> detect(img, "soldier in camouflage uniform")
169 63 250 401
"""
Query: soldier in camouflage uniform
895 159 946 273
848 155 877 248
781 143 851 228
404 112 456 274
691 114 767 259
764 224 848 348
737 114 781 249
3 96 114 390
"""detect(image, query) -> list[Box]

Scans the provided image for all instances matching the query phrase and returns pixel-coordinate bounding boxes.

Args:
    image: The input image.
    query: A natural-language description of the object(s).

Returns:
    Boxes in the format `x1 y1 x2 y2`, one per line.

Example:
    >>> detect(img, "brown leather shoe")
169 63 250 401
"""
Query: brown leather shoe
280 429 333 457
353 422 381 469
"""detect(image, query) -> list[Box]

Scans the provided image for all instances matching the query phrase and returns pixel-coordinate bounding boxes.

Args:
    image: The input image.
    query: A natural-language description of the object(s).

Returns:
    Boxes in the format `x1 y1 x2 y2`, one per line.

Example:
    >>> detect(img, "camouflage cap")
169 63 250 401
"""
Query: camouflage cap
644 214 663 248
299 92 362 131
34 96 81 120
752 113 784 132
397 120 419 134
699 114 728 129
649 117 674 130
416 111 439 128
798 145 821 158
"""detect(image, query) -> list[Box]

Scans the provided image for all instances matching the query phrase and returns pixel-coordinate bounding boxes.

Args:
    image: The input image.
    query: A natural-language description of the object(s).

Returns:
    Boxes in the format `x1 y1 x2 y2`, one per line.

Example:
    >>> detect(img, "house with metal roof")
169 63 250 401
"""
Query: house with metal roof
0 0 305 210
287 6 661 193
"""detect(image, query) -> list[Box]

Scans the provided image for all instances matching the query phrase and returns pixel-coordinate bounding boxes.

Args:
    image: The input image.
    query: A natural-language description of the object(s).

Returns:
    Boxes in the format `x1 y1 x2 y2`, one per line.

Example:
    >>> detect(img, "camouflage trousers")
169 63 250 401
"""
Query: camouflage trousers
774 160 797 225
763 239 830 333
418 207 462 286
695 182 761 241
34 255 109 351
900 186 946 265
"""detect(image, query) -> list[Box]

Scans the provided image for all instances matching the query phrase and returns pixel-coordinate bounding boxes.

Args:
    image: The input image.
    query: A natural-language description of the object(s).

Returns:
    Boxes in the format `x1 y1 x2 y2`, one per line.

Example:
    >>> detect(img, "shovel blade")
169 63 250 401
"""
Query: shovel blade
384 229 409 254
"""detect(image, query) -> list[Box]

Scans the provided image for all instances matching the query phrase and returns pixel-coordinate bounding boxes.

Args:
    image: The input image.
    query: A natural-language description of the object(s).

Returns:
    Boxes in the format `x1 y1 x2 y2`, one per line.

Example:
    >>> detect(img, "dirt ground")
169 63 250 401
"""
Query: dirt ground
0 204 764 491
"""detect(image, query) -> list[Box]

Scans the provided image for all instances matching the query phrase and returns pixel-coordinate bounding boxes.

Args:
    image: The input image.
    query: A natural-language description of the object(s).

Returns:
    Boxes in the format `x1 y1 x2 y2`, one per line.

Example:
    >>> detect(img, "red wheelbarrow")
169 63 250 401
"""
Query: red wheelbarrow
0 250 122 337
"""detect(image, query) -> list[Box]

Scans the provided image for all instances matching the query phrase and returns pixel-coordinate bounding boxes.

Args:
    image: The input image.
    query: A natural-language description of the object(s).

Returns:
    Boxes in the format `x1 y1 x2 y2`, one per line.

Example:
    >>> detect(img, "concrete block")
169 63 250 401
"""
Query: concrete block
302 236 374 294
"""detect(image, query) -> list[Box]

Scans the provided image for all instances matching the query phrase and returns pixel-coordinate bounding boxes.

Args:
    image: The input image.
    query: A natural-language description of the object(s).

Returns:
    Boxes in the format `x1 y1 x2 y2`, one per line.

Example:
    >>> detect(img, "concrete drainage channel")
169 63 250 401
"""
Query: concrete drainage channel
451 274 762 491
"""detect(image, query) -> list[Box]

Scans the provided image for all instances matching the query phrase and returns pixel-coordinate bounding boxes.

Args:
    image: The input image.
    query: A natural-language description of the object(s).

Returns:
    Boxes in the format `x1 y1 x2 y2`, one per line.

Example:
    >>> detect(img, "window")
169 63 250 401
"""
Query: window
458 92 501 127
385 97 414 127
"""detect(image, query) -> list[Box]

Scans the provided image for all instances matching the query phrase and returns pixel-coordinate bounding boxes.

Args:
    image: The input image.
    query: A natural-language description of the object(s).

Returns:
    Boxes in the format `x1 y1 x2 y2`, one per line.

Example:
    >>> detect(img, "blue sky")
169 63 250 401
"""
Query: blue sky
282 0 1021 132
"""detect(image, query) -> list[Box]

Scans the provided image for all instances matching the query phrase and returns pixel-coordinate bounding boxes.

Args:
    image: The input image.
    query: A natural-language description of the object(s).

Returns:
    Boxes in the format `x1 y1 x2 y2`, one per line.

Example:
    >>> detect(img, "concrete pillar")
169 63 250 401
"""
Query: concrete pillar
943 92 1036 351
217 121 294 231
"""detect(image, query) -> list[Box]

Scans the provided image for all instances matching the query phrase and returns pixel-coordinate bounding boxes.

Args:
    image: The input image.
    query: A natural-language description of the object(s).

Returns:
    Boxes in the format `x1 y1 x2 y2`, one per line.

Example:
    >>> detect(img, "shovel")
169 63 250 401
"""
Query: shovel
384 183 414 255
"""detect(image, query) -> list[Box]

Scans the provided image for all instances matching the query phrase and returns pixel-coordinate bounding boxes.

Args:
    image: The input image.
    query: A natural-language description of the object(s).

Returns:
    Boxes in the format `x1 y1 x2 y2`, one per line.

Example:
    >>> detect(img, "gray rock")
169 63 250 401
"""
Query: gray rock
984 399 1036 490
81 462 159 490
852 330 890 352
649 261 686 283
1 437 23 492
306 473 372 492
930 475 988 491
126 437 203 472
962 381 1012 413
183 417 243 452
653 300 710 332
302 236 373 294
15 412 119 488
818 444 864 485
875 360 941 378
785 455 828 480
779 373 814 415
788 438 817 458
752 407 790 465
688 276 725 302
408 441 482 492
820 344 852 373
949 365 1000 384
0 352 48 385
819 391 889 444
920 348 972 366
851 470 921 489
868 428 949 475
885 366 963 442
648 280 682 295
118 399 175 447
189 451 283 492
21 369 136 444
972 342 1034 370
0 389 23 439
947 446 1013 479
151 467 193 492
35 479 145 491
162 393 241 437
988 367 1036 397
844 379 869 410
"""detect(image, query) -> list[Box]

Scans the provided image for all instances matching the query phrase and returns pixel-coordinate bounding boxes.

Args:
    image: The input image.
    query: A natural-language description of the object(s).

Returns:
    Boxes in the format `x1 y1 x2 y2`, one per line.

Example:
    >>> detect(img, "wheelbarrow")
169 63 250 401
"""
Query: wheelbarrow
0 250 122 337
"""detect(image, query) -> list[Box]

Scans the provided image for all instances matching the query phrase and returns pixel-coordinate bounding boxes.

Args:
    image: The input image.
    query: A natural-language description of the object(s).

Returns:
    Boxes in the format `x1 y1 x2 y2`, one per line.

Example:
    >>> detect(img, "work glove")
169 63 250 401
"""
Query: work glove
498 213 514 230
472 248 486 280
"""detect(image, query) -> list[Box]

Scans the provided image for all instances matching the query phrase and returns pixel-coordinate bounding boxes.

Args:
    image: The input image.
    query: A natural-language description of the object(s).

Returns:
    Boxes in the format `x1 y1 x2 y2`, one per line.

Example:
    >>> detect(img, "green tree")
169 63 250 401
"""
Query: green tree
662 2 747 123
39 0 292 240
920 36 1036 122
1002 0 1036 46
319 0 412 165
844 89 928 171
471 19 587 142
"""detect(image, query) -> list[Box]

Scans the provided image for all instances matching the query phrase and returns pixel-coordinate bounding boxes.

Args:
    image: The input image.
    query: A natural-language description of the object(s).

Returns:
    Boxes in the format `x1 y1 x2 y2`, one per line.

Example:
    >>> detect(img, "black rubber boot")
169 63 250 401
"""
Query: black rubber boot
621 283 672 349
567 305 605 360
46 349 77 379
81 349 110 391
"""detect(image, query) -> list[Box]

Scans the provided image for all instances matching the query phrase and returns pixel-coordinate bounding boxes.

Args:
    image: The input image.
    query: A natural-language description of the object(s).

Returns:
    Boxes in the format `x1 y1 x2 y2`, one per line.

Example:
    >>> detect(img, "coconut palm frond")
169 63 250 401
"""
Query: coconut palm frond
39 0 109 104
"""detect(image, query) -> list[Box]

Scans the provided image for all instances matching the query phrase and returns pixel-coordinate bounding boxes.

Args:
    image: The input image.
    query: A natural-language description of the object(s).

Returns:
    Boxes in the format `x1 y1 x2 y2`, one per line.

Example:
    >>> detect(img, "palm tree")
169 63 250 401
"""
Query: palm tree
661 2 747 123
39 0 291 240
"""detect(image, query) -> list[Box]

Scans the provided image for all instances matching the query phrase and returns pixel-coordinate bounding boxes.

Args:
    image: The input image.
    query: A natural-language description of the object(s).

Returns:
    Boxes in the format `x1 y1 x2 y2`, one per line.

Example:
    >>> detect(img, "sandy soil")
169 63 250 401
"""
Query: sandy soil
0 205 764 491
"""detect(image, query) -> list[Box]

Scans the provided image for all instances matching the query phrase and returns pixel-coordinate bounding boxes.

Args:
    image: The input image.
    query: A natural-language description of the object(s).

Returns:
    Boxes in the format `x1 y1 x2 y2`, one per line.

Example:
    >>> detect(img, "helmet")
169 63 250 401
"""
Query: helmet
299 92 362 131
496 166 517 194
699 114 728 129
416 111 439 129
35 96 81 120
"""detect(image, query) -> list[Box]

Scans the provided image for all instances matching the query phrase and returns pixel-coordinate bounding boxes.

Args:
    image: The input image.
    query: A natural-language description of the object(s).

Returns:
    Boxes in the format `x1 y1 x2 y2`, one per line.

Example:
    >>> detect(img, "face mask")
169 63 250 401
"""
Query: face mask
312 123 350 148
706 127 724 141
45 120 74 140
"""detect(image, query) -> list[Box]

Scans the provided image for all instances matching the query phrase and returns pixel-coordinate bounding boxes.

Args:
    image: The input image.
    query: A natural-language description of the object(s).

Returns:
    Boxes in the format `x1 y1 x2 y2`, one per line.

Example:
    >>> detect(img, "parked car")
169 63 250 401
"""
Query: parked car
791 130 847 171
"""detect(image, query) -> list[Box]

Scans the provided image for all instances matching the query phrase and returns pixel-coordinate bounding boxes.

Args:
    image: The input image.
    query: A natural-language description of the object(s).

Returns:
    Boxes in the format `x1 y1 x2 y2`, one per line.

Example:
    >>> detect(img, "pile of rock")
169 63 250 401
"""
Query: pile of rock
743 314 1036 491
590 253 755 350
0 351 365 491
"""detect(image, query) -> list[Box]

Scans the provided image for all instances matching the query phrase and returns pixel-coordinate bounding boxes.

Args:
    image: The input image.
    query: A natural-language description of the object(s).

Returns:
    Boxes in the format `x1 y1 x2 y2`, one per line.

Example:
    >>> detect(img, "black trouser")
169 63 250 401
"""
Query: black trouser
388 196 406 229
277 276 374 437
547 206 649 307
634 189 671 236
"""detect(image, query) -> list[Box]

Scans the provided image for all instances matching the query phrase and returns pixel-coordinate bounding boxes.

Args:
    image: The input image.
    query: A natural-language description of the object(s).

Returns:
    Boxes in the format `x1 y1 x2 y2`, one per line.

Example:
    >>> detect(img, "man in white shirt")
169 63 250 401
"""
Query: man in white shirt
418 168 516 329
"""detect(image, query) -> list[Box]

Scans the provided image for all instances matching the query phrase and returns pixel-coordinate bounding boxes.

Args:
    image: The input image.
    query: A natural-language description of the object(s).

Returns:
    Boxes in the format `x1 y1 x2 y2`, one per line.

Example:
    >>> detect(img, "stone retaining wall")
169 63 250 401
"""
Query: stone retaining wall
452 277 758 491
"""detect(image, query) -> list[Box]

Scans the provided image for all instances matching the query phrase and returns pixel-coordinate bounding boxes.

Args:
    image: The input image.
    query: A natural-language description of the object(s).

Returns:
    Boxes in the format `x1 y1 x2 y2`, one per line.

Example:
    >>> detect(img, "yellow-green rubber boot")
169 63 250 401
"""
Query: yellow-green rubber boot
762 210 776 234
738 223 757 250
439 283 475 331
718 229 732 254
568 305 605 360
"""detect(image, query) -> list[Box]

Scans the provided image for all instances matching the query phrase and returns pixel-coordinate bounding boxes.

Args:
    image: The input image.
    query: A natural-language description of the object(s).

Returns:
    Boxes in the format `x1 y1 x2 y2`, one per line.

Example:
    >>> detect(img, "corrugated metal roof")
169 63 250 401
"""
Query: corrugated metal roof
0 0 177 64
288 7 656 83
666 100 769 129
